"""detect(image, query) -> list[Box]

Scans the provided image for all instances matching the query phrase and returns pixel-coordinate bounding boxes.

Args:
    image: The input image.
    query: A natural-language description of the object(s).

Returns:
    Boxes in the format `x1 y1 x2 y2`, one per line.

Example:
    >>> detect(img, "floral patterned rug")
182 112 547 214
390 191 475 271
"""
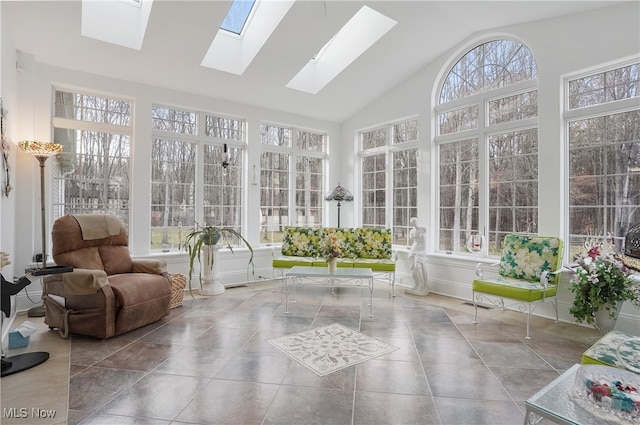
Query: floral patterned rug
267 323 398 376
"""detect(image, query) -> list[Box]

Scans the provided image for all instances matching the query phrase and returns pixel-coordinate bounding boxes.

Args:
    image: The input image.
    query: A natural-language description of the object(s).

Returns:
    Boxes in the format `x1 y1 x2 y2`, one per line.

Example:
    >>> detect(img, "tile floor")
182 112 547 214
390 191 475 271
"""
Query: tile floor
1 280 603 425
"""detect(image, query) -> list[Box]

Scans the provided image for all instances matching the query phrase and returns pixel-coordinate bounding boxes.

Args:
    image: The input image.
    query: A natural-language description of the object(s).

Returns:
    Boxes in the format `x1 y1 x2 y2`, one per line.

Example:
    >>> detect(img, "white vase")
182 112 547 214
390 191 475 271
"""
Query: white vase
595 302 619 335
199 244 225 296
327 257 337 273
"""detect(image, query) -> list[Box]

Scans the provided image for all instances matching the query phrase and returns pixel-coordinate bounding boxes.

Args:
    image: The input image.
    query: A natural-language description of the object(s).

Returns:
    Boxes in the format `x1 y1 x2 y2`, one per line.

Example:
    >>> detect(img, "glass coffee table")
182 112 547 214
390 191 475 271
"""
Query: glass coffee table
284 266 374 317
525 363 621 425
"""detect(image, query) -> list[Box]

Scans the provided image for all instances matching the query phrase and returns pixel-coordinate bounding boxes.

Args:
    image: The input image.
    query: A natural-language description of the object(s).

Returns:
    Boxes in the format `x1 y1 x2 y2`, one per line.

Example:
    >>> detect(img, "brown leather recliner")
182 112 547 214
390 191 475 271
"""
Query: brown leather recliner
44 214 171 339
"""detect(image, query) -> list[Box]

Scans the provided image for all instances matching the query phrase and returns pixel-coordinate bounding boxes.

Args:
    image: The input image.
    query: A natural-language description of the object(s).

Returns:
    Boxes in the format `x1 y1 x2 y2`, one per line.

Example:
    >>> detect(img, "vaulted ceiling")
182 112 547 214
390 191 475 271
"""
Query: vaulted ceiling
4 1 620 122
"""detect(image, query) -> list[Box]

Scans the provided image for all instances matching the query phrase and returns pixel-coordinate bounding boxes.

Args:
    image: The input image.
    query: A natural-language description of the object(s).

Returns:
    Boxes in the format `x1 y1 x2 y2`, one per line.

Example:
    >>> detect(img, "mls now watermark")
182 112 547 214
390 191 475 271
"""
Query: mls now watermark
3 407 57 419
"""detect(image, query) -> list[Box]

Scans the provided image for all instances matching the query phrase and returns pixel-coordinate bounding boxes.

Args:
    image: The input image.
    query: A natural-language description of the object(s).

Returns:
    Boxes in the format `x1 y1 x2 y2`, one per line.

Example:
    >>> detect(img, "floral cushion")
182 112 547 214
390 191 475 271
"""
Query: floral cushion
280 227 323 257
498 234 563 283
582 330 640 371
354 228 392 259
279 227 391 260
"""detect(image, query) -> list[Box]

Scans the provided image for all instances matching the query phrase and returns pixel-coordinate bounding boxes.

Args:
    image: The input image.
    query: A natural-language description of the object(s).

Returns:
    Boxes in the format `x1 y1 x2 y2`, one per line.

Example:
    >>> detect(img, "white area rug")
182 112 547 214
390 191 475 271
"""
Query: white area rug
267 323 398 376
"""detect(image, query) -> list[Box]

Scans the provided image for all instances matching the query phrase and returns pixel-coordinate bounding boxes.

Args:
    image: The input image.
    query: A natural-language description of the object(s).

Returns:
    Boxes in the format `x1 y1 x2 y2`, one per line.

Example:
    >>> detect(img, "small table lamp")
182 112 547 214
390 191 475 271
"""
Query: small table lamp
325 183 353 228
18 141 63 316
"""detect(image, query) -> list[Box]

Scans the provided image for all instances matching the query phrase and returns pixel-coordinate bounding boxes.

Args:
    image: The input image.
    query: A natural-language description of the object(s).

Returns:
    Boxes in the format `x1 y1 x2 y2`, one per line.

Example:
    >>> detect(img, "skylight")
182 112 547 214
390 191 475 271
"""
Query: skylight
287 6 397 94
81 0 153 50
220 0 256 35
201 0 295 75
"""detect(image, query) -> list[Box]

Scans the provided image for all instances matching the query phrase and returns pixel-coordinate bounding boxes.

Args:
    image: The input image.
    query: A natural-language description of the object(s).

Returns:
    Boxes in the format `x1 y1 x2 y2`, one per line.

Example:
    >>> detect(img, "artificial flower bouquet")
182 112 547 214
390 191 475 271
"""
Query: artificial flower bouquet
322 230 342 260
569 242 640 325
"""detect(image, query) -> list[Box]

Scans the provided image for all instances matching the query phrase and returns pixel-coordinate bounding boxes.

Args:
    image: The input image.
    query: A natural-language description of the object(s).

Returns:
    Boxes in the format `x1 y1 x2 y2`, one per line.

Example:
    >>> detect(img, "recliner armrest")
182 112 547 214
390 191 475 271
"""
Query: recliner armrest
61 268 109 296
132 259 167 275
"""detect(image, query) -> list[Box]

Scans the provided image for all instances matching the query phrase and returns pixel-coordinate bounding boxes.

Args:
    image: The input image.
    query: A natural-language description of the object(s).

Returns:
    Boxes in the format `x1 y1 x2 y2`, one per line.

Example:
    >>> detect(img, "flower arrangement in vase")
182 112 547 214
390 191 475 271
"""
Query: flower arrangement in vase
569 236 640 334
322 229 342 273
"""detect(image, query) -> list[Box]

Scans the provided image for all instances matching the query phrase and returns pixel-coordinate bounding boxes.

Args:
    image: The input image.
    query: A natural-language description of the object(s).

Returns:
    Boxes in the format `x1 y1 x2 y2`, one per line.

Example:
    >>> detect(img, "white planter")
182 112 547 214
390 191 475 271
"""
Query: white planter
327 258 337 274
199 244 225 296
595 302 619 335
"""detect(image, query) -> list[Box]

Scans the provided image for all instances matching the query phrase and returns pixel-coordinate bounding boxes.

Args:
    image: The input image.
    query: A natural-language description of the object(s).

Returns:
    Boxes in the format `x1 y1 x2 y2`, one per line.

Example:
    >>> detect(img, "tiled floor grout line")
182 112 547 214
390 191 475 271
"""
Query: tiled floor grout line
403 296 446 425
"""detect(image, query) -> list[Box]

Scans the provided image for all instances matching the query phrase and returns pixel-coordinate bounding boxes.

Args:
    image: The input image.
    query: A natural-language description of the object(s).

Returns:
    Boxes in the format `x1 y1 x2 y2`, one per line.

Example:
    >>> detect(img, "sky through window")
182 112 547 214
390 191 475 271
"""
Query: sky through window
220 0 256 35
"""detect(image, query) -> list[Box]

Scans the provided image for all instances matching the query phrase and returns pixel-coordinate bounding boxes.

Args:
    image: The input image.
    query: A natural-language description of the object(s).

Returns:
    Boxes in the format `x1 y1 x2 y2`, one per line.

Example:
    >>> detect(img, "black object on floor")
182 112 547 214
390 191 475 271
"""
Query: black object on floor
1 351 49 377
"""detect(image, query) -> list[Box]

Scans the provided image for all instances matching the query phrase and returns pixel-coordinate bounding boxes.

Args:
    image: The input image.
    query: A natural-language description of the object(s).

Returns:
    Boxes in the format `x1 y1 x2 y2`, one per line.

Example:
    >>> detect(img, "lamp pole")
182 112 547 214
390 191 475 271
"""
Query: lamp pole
36 156 48 268
19 141 63 317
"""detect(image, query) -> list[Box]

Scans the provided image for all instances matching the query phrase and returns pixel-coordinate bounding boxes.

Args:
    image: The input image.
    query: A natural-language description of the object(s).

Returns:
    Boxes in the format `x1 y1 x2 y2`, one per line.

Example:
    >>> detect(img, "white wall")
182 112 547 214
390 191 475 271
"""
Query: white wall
340 2 640 335
1 2 22 338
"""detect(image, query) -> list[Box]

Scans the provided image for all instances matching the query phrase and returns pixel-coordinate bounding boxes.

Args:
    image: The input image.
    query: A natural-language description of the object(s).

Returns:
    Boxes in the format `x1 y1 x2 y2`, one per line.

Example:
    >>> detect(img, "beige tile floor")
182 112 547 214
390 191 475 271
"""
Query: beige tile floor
1 280 603 425
1 310 71 425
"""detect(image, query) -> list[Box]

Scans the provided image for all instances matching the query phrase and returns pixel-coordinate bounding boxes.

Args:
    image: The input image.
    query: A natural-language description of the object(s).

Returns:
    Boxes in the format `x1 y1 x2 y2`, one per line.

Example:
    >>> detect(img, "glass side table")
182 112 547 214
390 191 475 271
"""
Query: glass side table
524 364 620 425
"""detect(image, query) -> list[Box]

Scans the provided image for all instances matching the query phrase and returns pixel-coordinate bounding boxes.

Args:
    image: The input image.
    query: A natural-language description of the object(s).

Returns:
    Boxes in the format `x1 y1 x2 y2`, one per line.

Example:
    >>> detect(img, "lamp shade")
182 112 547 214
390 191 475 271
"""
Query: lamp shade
18 141 63 159
325 183 353 202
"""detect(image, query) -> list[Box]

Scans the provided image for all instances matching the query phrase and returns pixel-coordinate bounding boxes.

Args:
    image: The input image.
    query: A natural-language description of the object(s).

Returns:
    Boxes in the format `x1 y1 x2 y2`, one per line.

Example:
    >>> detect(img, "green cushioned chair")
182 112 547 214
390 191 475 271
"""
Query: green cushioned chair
472 234 564 339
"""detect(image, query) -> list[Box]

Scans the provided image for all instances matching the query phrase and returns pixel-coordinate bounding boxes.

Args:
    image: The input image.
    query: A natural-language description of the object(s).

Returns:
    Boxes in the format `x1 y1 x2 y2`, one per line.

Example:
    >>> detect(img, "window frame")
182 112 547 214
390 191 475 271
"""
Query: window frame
564 57 640 258
358 117 419 246
150 104 248 252
259 122 327 245
51 87 133 225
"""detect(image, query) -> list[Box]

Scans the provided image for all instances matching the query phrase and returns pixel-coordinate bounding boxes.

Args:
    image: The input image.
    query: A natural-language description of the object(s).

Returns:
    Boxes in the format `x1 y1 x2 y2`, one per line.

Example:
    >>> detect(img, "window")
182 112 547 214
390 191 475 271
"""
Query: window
52 89 132 224
260 124 326 244
566 62 640 257
220 0 256 35
150 106 246 250
203 143 243 233
436 39 538 255
150 138 196 251
360 119 418 245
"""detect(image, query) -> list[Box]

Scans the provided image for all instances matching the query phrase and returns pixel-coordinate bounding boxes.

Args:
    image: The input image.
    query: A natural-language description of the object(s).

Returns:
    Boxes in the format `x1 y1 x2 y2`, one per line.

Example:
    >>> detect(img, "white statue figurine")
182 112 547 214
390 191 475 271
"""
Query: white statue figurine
406 217 429 296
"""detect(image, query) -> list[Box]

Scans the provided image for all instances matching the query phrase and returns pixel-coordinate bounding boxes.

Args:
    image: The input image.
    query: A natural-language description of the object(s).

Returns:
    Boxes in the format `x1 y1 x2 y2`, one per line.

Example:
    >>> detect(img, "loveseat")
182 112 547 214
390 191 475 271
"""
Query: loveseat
272 227 397 295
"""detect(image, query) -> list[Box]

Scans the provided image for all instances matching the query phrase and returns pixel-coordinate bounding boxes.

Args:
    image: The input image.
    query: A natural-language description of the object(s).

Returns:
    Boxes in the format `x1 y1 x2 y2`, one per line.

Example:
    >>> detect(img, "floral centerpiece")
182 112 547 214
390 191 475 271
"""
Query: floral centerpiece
322 230 342 260
569 239 640 333
322 230 342 272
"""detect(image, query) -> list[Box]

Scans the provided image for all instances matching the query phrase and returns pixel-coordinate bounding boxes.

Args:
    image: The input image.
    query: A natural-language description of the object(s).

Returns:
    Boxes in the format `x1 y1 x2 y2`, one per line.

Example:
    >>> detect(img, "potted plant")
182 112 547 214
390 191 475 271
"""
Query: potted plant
183 224 253 295
569 239 640 334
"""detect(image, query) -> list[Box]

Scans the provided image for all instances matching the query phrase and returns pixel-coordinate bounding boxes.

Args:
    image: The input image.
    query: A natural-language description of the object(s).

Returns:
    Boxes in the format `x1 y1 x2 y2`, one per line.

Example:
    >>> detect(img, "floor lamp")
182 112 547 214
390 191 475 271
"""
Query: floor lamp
18 141 63 317
325 183 353 228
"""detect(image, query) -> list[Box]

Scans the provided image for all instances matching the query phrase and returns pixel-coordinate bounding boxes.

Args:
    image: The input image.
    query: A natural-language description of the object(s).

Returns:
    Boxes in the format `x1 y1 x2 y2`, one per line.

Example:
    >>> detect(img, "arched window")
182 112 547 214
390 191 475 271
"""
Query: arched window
435 39 538 256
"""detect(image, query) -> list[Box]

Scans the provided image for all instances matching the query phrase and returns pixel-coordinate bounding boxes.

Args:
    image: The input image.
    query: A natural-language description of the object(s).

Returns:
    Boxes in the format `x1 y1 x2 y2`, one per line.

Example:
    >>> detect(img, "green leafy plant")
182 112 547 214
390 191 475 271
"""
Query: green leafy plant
183 224 253 293
569 244 639 325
